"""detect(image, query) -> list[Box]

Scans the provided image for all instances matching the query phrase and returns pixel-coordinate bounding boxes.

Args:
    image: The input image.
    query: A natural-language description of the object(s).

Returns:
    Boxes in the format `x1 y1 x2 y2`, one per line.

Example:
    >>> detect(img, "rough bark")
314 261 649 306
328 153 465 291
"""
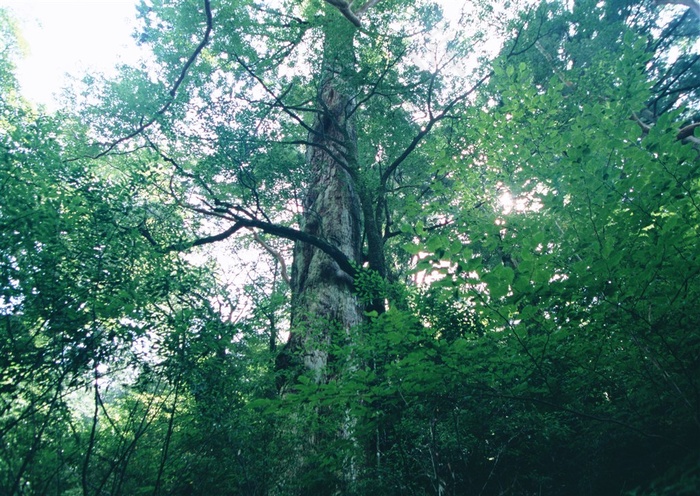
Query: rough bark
270 12 365 494
281 12 363 382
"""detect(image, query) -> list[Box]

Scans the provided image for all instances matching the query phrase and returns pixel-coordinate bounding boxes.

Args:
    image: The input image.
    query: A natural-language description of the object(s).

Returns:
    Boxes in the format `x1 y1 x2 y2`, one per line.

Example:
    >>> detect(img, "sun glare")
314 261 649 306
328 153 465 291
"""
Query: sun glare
497 182 546 215
498 190 515 214
4 0 144 108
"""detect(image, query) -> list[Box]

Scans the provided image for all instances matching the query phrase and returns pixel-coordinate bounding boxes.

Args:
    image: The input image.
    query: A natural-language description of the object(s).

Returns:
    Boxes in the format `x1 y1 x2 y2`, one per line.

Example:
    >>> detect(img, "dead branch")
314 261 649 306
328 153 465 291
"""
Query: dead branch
251 230 291 286
324 0 362 27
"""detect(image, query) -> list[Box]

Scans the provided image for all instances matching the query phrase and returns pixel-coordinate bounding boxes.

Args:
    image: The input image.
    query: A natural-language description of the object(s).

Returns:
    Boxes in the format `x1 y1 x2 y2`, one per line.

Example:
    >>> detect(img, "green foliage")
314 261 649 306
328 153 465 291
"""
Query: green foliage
2 0 700 495
0 9 272 494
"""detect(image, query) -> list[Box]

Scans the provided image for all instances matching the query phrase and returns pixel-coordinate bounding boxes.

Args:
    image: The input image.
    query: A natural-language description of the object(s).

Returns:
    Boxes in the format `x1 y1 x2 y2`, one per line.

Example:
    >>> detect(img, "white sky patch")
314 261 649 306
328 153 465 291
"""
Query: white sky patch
497 181 546 215
3 0 478 108
1 0 143 108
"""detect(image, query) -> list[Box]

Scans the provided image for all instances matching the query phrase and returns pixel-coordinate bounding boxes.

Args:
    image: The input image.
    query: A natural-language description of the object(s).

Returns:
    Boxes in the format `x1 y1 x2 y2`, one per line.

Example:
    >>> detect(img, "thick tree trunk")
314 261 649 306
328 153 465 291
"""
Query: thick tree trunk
272 12 364 495
270 7 395 494
283 12 362 381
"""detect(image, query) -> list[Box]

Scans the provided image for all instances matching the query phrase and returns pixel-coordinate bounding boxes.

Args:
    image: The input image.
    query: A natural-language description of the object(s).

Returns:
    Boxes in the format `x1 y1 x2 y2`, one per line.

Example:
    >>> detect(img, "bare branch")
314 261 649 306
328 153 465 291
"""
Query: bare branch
191 224 244 247
324 0 362 27
650 54 700 108
169 0 213 98
230 54 357 172
251 230 291 286
146 137 219 200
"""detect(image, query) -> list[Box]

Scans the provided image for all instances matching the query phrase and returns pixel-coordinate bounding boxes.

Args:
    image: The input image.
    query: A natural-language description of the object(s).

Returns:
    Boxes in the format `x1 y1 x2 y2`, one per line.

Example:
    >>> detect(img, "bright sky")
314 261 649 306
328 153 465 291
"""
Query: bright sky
2 0 473 109
1 0 142 108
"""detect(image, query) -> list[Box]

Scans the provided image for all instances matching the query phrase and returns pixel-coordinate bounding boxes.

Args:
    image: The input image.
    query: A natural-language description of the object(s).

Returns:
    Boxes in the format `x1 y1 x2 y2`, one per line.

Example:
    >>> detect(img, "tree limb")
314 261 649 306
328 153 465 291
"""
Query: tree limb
631 112 700 149
231 53 318 138
236 217 357 278
380 72 492 186
92 0 213 159
677 121 700 140
139 216 357 279
324 0 362 27
630 112 653 134
251 230 291 286
139 222 246 252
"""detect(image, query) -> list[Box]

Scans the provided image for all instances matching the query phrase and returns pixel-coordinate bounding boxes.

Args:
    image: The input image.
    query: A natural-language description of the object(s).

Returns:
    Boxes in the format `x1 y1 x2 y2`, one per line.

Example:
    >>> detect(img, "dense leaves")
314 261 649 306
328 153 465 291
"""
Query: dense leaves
1 0 700 495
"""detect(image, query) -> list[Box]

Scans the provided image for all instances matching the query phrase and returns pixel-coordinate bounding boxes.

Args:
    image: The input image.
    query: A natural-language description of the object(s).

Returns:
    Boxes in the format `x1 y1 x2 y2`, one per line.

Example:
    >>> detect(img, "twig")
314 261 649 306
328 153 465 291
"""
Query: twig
251 230 291 286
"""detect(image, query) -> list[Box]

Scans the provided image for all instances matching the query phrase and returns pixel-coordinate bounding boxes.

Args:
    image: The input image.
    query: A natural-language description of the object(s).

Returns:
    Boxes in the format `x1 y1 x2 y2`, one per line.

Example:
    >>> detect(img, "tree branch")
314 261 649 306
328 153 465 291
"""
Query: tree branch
139 216 357 279
139 222 246 252
251 230 291 286
348 46 408 118
630 111 653 134
677 121 700 140
232 53 318 137
92 0 213 159
324 0 362 27
380 72 492 186
236 217 357 278
631 112 700 149
655 0 700 21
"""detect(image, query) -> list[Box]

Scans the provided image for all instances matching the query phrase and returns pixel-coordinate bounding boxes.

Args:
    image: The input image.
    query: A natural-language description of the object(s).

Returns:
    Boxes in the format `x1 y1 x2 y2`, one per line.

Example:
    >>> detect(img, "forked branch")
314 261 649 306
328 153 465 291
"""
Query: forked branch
325 0 362 27
380 71 492 186
324 0 382 27
251 230 291 286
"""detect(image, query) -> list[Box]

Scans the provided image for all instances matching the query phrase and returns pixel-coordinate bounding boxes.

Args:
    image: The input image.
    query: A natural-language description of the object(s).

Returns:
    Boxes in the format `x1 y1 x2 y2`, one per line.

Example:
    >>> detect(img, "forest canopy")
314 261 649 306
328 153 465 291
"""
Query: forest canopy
1 0 699 495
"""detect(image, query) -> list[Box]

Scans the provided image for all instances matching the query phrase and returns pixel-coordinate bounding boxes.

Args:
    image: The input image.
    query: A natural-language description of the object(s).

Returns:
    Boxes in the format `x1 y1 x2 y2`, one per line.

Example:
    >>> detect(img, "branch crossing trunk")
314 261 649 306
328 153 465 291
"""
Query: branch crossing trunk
284 10 363 382
274 8 367 494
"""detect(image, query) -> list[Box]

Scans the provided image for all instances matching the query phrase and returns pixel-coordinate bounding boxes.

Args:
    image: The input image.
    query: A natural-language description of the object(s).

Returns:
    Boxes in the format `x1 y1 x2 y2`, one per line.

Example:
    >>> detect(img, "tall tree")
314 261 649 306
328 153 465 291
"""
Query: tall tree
83 0 498 382
3 0 700 494
285 5 363 379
